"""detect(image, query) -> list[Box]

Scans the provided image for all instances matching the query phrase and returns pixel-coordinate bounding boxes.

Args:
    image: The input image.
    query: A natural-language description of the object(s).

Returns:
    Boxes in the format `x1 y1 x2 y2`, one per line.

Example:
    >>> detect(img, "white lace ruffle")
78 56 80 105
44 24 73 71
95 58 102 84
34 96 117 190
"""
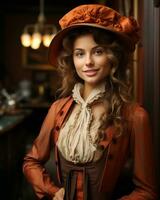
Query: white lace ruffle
57 82 106 163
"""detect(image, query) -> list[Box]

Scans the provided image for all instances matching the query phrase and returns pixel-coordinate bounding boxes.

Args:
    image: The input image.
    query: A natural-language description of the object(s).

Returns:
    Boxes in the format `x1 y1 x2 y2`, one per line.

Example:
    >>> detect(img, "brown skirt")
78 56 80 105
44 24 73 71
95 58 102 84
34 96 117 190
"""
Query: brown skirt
58 150 110 200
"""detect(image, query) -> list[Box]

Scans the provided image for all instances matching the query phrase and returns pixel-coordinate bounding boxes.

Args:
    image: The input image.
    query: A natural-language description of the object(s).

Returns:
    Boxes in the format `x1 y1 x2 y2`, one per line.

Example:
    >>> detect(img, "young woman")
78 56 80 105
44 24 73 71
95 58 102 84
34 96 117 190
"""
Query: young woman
23 4 158 200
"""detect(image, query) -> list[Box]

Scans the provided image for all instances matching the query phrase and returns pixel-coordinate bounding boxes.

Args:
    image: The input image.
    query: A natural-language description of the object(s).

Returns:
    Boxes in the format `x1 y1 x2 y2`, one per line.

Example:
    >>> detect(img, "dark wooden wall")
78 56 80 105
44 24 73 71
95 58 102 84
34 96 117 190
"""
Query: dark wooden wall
143 0 160 193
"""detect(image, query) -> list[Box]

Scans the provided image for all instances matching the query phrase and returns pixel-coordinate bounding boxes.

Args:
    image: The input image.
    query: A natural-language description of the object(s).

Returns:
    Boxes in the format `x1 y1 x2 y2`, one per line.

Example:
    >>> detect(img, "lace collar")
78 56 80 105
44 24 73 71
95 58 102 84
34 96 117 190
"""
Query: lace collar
72 82 106 107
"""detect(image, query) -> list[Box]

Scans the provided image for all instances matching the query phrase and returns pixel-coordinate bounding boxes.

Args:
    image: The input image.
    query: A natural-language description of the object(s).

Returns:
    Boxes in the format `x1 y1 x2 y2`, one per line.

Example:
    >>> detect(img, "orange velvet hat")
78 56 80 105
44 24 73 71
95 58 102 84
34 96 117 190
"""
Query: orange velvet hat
48 4 140 67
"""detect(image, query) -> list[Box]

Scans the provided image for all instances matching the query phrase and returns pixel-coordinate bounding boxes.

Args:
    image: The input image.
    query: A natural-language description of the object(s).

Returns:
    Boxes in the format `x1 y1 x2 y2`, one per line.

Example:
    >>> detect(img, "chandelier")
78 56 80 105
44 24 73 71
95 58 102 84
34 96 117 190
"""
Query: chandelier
20 0 57 49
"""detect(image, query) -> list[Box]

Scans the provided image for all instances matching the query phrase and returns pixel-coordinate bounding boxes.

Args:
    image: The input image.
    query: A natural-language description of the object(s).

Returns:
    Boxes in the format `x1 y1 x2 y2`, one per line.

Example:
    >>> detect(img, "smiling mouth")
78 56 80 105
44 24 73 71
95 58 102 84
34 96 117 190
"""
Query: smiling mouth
83 69 99 76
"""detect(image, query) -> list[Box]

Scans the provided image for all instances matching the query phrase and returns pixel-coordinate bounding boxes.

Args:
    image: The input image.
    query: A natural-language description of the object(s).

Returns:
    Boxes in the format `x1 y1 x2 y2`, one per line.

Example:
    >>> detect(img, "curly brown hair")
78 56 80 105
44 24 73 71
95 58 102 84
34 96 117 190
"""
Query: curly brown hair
57 26 133 136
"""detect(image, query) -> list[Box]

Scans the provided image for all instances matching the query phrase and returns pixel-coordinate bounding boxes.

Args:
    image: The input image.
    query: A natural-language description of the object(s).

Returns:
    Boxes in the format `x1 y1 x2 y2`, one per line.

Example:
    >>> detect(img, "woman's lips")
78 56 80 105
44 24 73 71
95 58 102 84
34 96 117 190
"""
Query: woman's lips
83 69 99 76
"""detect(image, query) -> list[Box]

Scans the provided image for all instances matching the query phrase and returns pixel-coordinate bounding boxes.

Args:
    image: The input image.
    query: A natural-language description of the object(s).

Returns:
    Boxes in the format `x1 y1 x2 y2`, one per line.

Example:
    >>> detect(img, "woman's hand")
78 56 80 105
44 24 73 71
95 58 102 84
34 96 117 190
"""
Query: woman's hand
53 188 65 200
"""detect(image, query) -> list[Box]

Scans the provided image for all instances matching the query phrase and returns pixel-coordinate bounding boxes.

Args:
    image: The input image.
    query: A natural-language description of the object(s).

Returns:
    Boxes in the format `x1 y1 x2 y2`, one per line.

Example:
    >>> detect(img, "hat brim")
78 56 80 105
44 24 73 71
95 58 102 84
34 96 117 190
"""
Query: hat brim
48 23 134 67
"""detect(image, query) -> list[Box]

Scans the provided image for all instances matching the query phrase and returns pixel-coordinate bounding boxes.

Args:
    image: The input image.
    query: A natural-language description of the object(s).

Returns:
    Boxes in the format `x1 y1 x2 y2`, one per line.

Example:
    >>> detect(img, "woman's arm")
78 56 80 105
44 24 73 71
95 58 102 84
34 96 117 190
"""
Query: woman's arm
23 101 61 200
119 105 158 200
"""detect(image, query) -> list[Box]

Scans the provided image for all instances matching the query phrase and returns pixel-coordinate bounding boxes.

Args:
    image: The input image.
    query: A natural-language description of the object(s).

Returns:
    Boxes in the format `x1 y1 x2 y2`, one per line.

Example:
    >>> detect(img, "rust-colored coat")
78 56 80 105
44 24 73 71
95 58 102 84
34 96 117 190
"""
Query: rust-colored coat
23 96 158 200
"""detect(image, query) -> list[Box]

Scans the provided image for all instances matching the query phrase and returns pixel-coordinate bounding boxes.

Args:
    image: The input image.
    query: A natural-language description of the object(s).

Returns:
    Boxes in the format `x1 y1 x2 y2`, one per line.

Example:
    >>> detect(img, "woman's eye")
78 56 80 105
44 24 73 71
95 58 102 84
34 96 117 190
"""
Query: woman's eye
74 51 84 58
94 48 105 55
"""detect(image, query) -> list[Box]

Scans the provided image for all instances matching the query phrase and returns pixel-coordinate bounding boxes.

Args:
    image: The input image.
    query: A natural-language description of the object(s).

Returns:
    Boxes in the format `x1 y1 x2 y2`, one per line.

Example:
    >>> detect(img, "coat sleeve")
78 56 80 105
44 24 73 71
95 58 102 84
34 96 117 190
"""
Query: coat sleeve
23 101 61 200
119 105 158 200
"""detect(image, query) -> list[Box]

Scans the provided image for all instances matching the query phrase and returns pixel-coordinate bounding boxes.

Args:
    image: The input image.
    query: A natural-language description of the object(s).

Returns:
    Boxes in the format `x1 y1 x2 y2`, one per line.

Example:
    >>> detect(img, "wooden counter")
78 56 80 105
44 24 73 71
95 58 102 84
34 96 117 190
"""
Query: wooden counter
0 109 32 200
0 110 32 135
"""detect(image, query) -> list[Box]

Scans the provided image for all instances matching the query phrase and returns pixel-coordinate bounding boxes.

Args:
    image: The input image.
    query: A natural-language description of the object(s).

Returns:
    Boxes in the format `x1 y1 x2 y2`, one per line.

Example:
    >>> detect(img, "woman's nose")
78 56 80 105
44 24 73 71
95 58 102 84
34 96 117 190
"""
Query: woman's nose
85 54 94 66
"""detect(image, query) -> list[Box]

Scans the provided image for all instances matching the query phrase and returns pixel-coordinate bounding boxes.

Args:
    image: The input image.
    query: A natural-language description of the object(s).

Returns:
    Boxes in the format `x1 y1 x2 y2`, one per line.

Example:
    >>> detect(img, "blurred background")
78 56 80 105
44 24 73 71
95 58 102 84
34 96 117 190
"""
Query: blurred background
0 0 159 199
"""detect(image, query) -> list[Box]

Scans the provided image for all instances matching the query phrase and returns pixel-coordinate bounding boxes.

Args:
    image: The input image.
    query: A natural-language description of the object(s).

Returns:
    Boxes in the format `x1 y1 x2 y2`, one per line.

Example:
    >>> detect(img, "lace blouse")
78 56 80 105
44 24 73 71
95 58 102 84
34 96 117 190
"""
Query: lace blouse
57 83 107 163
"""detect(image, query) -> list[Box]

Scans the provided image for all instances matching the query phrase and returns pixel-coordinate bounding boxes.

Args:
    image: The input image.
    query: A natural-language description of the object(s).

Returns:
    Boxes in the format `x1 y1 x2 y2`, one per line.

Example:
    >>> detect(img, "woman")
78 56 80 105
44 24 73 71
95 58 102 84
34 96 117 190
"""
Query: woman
23 4 158 200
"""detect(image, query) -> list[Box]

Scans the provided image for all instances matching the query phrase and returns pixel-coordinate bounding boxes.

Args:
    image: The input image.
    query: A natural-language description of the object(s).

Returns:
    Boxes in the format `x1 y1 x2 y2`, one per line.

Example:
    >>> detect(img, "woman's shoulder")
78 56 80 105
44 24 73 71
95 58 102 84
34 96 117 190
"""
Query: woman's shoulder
52 96 72 104
49 96 73 110
123 102 149 121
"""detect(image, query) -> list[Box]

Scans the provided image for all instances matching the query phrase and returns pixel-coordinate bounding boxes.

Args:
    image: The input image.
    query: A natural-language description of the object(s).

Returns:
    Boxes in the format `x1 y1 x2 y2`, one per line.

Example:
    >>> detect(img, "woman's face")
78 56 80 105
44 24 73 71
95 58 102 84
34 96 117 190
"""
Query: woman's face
73 34 111 87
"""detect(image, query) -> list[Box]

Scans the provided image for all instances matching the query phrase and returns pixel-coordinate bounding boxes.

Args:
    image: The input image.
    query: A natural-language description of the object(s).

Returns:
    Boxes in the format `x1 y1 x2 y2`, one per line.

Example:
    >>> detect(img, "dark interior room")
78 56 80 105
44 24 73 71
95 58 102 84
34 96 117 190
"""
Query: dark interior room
0 0 159 199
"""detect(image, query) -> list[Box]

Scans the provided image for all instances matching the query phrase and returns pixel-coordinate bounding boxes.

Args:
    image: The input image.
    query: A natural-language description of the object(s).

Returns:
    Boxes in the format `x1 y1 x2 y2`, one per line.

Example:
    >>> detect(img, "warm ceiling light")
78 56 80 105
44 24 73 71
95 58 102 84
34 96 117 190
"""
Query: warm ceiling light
43 33 55 47
20 32 31 47
31 32 41 49
20 0 57 49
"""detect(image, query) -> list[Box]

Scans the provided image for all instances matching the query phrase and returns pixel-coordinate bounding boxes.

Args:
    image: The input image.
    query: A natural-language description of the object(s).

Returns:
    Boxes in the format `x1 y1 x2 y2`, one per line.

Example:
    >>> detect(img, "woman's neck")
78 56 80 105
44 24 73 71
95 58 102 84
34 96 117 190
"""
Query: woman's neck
82 84 93 100
82 82 105 100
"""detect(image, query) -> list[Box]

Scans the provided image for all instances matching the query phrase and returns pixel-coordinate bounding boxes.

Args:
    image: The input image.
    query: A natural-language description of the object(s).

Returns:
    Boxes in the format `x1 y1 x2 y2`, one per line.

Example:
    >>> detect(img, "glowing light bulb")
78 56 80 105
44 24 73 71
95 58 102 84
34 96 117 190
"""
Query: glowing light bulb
42 34 55 47
31 32 41 49
21 33 31 47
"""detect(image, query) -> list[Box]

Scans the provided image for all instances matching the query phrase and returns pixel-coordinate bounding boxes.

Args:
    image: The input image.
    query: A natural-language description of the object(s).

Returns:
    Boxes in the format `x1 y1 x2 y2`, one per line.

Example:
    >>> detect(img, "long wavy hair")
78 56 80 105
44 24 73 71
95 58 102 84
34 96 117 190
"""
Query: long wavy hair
57 26 133 137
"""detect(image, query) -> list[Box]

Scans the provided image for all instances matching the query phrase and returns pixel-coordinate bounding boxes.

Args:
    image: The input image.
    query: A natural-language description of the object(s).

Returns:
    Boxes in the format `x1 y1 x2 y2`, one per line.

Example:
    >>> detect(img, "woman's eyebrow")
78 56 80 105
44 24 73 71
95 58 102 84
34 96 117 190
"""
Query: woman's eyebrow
73 48 83 51
74 45 101 51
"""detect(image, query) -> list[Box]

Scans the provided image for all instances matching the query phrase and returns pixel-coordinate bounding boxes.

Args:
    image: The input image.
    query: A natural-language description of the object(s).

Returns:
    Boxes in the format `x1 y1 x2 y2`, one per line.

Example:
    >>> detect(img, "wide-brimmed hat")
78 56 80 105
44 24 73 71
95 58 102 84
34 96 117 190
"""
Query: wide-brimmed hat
48 4 140 67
